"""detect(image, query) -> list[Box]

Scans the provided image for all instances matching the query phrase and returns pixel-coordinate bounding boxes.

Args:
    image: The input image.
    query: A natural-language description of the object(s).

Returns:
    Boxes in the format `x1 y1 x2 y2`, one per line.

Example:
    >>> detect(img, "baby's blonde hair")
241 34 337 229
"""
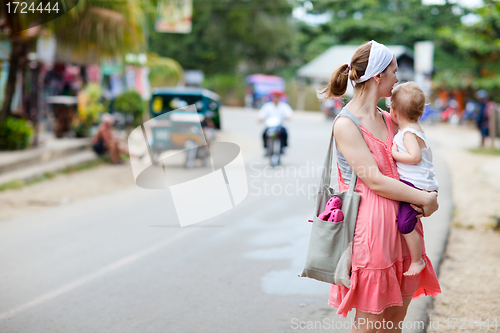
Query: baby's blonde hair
391 82 425 122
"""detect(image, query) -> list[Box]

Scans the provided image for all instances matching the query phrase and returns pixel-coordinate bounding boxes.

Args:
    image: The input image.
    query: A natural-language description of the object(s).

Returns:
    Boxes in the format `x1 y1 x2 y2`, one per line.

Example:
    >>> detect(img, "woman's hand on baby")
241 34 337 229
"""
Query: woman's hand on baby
418 192 439 217
410 204 424 219
391 144 398 156
410 191 438 218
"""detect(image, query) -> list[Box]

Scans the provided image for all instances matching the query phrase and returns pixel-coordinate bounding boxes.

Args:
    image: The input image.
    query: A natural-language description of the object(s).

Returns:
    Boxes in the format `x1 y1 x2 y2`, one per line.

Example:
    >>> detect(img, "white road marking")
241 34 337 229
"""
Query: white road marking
0 229 195 321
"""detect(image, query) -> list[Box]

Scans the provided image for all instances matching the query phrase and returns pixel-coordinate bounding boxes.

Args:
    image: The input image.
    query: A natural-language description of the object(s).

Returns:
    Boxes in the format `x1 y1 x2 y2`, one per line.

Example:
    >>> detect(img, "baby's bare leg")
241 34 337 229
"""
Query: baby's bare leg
402 230 425 276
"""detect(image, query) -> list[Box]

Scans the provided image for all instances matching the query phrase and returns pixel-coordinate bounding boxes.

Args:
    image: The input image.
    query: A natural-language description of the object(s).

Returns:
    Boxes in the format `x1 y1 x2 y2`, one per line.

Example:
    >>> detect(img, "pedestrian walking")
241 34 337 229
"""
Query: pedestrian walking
476 90 492 147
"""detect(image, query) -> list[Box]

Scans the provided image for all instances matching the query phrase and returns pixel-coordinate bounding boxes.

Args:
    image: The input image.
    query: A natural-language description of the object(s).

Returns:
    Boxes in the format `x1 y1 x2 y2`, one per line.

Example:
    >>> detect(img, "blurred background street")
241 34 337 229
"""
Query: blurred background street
1 0 500 332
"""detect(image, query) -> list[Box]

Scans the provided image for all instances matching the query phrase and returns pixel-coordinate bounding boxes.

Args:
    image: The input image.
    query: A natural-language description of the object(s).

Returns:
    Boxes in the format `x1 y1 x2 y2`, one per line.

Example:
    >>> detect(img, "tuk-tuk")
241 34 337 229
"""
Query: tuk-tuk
150 87 221 129
147 87 221 168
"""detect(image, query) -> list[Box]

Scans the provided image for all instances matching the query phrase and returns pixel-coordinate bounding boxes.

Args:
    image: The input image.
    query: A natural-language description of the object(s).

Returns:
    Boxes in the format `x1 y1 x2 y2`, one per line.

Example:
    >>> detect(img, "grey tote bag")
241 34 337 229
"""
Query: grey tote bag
299 110 363 286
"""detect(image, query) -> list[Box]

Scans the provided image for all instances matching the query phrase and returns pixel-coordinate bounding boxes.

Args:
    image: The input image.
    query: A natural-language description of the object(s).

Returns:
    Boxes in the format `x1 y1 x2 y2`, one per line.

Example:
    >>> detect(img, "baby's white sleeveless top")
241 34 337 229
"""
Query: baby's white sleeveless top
393 127 439 191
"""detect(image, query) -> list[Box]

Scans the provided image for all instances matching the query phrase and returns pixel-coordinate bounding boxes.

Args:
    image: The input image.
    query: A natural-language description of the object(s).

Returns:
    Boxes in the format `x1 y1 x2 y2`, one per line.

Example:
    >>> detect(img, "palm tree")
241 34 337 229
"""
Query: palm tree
53 0 147 62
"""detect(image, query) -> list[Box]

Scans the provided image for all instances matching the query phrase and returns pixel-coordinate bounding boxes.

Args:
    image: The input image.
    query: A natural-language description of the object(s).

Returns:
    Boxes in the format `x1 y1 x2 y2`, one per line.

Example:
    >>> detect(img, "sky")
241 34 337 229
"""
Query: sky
293 0 486 26
422 0 484 7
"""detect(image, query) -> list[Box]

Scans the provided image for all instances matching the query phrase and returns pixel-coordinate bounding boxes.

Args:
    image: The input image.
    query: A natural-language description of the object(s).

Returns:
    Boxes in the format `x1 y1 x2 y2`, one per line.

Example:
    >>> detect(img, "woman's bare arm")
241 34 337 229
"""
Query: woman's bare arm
392 132 422 164
334 118 438 216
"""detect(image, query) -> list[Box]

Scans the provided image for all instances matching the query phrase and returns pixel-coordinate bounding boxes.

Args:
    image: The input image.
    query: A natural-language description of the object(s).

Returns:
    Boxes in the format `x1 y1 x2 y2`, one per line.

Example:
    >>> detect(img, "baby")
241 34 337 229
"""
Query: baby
390 82 439 277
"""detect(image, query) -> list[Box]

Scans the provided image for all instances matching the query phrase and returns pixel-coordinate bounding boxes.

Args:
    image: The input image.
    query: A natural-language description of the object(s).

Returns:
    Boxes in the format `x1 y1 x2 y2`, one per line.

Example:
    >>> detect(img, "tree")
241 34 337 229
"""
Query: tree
293 0 464 71
435 0 500 94
53 0 146 61
149 0 294 75
147 52 184 87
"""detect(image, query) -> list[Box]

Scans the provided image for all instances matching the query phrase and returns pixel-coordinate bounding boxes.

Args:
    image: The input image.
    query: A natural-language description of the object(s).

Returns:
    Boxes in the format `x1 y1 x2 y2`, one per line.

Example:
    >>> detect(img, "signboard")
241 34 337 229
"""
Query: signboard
101 58 123 75
155 0 193 34
184 70 204 86
36 35 57 65
414 41 435 96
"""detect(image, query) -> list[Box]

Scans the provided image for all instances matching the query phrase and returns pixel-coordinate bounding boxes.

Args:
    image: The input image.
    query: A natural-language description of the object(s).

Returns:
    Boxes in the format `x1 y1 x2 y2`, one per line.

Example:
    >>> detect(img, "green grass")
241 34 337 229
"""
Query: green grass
0 179 25 191
25 172 56 186
468 147 500 156
59 159 104 174
0 159 106 192
488 215 500 232
452 221 475 229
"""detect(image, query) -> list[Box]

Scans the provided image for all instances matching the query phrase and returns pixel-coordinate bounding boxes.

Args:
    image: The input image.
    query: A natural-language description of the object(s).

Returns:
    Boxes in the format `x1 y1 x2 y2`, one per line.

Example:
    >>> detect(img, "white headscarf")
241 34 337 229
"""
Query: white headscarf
353 41 394 84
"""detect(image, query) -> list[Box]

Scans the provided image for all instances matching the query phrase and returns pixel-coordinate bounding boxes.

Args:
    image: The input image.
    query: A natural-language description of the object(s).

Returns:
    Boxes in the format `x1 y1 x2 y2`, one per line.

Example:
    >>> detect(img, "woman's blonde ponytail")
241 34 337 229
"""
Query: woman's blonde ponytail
320 64 350 100
320 41 372 100
350 67 360 83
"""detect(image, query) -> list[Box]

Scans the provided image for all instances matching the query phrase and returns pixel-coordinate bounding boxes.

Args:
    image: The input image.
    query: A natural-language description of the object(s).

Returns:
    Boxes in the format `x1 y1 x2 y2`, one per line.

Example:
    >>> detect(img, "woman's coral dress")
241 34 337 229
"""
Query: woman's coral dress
329 111 441 317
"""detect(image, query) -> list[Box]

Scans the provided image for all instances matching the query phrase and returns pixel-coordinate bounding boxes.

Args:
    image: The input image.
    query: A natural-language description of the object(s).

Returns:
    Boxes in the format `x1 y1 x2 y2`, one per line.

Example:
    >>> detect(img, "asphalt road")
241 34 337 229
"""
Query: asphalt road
0 108 451 333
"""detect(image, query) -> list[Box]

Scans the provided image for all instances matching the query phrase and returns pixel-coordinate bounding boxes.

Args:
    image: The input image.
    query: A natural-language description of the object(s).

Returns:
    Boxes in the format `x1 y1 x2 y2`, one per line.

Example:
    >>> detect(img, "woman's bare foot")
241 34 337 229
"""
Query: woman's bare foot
404 258 426 276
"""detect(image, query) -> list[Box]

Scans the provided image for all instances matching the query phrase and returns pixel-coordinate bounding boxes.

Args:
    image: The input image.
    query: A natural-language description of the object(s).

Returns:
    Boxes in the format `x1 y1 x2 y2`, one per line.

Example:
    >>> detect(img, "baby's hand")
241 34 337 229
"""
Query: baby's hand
392 144 398 156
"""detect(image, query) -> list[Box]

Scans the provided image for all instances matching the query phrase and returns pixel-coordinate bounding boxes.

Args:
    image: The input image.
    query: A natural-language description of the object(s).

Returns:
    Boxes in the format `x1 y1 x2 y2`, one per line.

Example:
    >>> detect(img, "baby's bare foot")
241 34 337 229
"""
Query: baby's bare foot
404 259 426 277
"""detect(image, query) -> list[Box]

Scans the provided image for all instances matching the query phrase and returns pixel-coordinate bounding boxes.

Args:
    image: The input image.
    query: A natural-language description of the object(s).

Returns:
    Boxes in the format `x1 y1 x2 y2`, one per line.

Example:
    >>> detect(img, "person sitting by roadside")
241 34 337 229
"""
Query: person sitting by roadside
92 113 129 164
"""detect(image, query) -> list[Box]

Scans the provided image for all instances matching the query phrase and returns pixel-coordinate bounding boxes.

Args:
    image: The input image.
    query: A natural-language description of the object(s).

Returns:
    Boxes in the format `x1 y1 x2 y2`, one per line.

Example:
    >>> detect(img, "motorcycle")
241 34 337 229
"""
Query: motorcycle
264 117 284 167
321 97 343 119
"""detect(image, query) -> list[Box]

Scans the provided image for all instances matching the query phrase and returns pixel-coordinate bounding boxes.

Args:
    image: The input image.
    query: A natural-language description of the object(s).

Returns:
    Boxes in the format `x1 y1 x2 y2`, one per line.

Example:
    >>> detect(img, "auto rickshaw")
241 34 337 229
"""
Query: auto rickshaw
150 87 221 128
147 87 221 168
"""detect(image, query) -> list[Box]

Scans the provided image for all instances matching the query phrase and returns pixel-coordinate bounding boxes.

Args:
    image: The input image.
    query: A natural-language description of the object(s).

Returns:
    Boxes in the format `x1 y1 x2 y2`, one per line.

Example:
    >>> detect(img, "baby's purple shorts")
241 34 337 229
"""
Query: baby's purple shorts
398 180 423 234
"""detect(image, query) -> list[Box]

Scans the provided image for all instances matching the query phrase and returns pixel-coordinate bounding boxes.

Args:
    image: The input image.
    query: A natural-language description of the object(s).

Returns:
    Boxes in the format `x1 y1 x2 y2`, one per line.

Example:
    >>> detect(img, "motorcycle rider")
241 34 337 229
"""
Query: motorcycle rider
258 91 293 154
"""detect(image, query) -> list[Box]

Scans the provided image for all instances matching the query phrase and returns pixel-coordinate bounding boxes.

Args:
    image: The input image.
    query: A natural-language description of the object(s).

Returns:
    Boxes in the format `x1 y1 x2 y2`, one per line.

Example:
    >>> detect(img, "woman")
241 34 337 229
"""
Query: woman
324 41 441 332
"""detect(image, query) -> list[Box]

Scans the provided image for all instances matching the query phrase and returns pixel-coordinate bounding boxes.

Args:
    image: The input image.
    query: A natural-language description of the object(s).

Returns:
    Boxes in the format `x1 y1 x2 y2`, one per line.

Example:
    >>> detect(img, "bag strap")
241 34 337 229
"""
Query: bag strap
320 108 364 194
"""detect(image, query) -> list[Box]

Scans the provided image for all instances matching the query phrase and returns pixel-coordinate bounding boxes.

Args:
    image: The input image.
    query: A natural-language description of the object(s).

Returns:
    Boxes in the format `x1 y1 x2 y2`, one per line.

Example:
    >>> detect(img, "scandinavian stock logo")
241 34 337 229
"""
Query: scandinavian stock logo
127 105 248 227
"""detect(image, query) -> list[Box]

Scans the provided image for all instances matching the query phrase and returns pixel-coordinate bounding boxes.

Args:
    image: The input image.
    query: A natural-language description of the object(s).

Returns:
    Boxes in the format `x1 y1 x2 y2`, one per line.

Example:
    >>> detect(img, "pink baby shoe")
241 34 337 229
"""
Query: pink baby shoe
328 209 344 223
318 196 342 220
